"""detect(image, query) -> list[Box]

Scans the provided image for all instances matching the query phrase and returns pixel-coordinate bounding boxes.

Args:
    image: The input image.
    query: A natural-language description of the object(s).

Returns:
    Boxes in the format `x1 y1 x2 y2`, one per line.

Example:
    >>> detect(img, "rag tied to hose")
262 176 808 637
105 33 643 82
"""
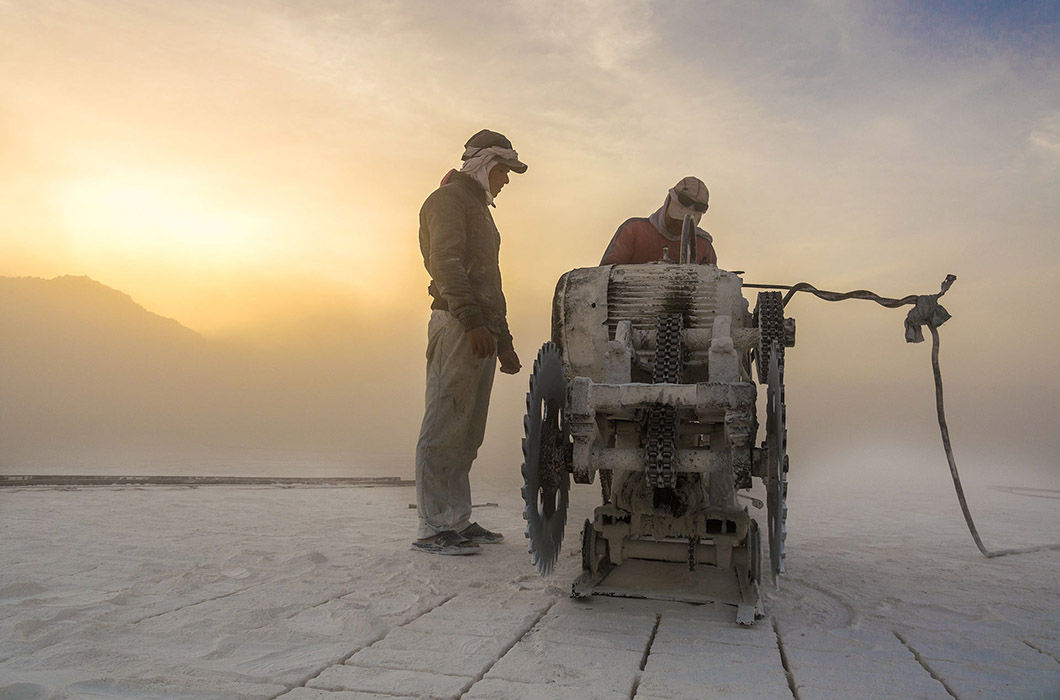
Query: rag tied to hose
903 274 955 343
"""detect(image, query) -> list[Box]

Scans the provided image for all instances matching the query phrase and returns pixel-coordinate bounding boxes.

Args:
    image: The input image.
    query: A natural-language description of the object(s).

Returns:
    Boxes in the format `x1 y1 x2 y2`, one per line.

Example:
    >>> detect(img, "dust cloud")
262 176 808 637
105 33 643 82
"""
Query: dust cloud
3 272 1057 498
0 276 425 478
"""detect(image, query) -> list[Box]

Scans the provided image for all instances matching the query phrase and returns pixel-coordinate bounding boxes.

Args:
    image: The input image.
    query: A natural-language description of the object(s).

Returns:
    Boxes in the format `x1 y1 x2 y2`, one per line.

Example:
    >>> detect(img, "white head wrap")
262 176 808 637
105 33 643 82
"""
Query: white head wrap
649 191 713 243
665 188 705 226
459 145 519 205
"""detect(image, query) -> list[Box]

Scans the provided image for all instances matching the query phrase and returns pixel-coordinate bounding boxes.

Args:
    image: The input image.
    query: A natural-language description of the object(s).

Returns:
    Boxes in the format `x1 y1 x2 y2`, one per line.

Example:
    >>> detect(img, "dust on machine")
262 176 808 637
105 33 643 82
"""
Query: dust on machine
521 177 794 625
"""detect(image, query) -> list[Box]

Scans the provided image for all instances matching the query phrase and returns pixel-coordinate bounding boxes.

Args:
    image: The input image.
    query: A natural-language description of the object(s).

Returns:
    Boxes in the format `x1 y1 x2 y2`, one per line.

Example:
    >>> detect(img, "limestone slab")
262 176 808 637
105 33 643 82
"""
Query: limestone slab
791 663 950 700
653 618 779 654
372 628 509 658
638 650 791 697
484 639 641 693
463 678 630 700
523 623 650 653
901 629 1060 669
308 666 470 699
277 689 417 700
1024 634 1060 663
779 626 909 659
536 606 658 637
636 683 792 700
345 645 493 678
925 659 1060 699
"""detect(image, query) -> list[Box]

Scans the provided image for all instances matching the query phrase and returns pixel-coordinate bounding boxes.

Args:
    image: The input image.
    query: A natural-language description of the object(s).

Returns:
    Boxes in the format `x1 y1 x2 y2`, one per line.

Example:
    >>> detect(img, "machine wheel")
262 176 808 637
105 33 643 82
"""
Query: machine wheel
521 342 571 576
764 341 788 583
748 519 761 584
580 519 594 572
580 518 610 577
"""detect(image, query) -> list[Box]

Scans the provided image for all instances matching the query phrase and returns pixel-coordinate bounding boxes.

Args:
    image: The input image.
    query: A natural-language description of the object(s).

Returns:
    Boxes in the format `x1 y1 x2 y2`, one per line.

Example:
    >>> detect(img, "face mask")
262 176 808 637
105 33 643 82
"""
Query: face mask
667 194 704 226
461 155 498 204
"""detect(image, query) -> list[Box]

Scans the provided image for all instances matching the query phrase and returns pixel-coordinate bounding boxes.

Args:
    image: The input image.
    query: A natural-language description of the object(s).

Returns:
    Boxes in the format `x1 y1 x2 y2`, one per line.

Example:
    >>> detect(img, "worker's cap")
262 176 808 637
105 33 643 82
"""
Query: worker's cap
672 176 709 212
463 129 528 173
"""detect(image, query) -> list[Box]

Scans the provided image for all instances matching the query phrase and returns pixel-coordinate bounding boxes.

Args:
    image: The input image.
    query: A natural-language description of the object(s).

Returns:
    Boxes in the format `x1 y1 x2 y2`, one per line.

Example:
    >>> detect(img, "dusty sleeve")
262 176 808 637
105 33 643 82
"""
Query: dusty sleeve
492 276 514 354
599 222 635 265
423 192 486 330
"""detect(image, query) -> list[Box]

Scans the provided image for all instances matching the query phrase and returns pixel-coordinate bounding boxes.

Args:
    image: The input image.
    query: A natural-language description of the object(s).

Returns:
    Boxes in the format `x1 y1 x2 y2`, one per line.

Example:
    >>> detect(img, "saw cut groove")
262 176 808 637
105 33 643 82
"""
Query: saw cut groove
893 630 959 699
457 600 558 698
271 594 457 699
771 618 799 699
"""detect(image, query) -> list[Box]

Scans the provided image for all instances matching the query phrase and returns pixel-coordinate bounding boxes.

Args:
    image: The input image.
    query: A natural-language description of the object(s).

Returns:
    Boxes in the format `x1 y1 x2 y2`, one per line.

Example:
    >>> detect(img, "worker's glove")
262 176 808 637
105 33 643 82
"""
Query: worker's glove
499 348 521 375
466 326 496 358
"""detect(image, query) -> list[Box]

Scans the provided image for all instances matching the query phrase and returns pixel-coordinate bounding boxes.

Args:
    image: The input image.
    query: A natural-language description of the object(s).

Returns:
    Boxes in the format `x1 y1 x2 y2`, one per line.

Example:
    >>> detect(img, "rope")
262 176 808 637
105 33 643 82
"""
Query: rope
747 275 1060 559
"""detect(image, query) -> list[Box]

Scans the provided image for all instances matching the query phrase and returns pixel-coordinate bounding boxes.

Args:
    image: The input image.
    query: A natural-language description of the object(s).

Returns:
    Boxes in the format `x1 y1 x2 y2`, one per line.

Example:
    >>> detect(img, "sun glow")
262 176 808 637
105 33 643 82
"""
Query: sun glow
41 172 421 332
56 177 281 270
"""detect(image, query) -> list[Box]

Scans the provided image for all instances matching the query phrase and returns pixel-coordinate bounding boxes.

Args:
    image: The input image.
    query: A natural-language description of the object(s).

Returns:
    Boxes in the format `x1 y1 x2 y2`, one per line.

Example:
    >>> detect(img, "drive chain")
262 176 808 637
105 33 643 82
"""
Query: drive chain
646 313 683 489
754 291 786 384
651 312 685 384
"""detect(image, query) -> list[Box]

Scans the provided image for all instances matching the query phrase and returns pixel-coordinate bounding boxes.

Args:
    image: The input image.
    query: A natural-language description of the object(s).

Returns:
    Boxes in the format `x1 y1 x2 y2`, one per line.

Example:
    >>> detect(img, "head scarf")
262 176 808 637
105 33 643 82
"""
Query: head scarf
665 188 705 226
459 145 518 205
649 191 713 243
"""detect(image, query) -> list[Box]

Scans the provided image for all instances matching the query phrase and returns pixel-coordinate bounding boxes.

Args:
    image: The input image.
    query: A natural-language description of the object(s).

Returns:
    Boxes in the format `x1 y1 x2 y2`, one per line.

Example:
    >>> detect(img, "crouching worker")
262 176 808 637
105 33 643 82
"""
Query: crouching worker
412 129 526 555
600 176 717 265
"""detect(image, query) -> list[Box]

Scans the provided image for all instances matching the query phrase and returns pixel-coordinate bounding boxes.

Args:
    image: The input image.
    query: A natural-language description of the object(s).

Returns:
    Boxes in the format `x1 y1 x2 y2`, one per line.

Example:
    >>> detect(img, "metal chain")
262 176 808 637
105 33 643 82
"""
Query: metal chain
645 404 677 488
652 312 684 384
688 535 699 571
645 313 683 489
754 292 786 384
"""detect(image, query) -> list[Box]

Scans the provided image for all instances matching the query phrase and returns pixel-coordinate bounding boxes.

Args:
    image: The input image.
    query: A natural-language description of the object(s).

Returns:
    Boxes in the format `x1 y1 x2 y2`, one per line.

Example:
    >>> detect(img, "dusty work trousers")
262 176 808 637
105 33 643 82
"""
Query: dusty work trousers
415 310 496 538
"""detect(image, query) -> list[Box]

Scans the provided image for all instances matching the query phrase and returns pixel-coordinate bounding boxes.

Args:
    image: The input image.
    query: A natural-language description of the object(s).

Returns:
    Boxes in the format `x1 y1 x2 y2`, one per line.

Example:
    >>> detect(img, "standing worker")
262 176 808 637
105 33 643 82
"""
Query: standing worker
600 176 716 265
413 129 526 555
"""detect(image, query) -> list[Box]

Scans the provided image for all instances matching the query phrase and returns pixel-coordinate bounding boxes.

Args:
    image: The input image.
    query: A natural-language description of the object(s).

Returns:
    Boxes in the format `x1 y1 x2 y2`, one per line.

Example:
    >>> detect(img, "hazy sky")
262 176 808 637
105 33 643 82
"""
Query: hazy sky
3 1 1059 479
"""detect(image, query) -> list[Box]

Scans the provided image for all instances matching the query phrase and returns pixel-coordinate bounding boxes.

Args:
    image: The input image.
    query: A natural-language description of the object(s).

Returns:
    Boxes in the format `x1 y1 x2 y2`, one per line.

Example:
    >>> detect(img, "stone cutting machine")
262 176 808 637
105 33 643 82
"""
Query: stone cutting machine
521 231 794 624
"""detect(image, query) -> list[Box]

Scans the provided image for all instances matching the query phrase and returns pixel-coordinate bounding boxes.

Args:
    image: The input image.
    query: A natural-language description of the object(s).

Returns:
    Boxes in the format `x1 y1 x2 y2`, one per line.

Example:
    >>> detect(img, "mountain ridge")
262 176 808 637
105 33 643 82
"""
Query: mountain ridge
0 273 422 475
0 274 204 347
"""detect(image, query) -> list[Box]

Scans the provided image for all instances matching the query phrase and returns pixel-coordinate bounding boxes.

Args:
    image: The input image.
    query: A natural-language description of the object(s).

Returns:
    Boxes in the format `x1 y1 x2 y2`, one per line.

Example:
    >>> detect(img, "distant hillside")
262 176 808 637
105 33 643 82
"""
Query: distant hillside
2 276 207 394
1 276 209 468
1 275 207 394
0 275 424 475
1 275 203 347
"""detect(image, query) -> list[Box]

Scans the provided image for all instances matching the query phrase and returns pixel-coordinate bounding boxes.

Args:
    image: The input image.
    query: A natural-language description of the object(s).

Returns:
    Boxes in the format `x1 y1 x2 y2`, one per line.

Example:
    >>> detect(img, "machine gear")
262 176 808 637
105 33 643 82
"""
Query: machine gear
764 339 788 580
521 220 797 624
520 342 571 575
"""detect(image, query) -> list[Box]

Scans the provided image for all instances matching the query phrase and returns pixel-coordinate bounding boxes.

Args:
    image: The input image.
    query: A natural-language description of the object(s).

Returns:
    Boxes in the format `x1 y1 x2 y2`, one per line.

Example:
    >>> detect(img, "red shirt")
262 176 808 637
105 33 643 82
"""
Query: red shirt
600 217 717 265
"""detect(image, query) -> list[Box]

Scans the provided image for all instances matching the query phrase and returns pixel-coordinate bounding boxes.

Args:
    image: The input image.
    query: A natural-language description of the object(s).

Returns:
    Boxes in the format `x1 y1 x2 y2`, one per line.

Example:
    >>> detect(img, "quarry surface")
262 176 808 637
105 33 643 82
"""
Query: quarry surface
1 469 1057 699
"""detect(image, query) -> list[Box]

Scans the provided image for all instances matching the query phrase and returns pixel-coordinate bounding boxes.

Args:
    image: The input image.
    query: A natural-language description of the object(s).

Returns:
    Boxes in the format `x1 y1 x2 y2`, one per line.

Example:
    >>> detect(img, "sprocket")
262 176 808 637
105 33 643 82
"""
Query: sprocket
521 342 571 575
754 291 786 384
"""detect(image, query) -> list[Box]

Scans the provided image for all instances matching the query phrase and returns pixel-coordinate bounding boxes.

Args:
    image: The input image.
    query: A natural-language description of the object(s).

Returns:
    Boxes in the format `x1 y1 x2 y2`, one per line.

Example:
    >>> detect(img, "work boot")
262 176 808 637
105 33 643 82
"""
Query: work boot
412 530 480 555
460 522 504 544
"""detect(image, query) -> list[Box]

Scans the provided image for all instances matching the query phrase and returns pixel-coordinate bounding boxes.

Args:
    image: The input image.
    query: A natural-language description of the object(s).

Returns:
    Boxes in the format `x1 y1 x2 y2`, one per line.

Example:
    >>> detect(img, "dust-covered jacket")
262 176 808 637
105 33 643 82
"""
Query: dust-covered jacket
419 171 513 353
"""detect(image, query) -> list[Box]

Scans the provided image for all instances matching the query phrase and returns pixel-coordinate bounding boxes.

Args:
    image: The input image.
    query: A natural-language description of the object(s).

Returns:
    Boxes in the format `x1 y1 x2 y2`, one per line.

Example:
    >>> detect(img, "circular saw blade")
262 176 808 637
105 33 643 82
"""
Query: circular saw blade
765 340 788 583
521 342 571 576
